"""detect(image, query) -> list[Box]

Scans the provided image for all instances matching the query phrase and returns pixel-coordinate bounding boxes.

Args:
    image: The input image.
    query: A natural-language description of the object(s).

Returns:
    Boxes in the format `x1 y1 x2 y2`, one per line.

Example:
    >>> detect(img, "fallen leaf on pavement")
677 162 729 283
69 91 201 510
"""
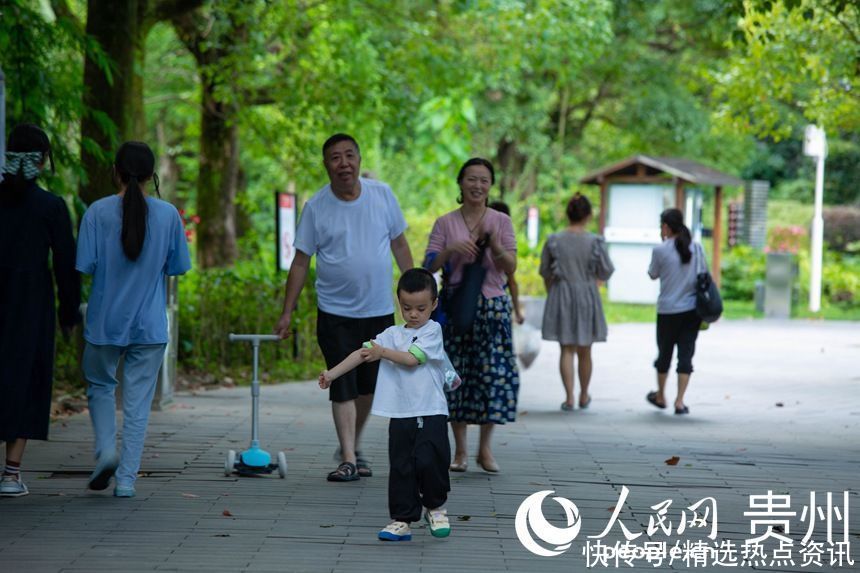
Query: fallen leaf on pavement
665 456 680 466
457 515 471 521
222 509 233 517
182 493 199 498
608 506 616 511
775 402 784 407
319 524 335 528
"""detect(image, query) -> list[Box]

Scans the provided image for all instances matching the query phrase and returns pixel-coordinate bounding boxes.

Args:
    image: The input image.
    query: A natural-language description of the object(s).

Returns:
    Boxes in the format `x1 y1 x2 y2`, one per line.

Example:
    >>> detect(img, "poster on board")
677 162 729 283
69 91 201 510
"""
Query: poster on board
276 191 297 272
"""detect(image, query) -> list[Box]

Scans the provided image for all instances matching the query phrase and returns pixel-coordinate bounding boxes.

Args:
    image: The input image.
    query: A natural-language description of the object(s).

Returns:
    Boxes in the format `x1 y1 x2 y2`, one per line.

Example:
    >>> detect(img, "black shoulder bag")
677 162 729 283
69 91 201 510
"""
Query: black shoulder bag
441 238 488 335
695 243 723 323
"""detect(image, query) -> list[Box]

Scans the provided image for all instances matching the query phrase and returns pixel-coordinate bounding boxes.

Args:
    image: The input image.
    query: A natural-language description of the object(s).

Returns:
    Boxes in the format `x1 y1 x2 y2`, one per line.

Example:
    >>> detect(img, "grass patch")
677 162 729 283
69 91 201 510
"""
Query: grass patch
604 299 760 324
604 297 860 323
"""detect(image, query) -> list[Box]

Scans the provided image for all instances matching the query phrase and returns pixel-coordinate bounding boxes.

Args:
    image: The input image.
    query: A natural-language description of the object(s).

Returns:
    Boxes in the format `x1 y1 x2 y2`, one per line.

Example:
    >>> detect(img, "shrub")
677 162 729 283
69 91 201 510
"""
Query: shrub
821 253 860 305
177 262 324 382
823 206 860 253
720 245 766 301
795 249 860 308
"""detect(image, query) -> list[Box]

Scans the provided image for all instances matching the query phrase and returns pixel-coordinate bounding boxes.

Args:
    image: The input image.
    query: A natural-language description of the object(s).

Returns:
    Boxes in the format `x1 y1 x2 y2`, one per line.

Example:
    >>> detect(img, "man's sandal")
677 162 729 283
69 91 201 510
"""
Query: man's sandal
356 457 372 477
327 461 360 482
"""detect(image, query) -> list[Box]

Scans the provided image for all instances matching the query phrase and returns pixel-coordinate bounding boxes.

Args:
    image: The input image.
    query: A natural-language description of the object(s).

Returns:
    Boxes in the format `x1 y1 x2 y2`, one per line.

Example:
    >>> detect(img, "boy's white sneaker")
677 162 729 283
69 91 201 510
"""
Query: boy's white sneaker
424 507 451 538
378 520 412 541
0 475 29 497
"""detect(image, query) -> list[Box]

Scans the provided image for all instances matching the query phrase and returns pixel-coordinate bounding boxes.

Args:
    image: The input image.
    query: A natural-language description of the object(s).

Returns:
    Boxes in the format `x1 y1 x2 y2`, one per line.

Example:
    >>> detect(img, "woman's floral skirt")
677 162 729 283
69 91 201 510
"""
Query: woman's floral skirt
444 295 520 424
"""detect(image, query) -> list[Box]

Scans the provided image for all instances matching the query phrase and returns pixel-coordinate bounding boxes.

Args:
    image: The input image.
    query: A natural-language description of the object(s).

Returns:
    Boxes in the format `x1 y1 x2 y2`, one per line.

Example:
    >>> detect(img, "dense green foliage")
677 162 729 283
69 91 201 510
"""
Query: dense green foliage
177 262 324 380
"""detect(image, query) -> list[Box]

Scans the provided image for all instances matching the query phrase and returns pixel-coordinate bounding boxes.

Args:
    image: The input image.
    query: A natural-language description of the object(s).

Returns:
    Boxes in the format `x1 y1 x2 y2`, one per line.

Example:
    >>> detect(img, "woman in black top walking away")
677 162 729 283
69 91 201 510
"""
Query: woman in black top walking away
0 124 81 497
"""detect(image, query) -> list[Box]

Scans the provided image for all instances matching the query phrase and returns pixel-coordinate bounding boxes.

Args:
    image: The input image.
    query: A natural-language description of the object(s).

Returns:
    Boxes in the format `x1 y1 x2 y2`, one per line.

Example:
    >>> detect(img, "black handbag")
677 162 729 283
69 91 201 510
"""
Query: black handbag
694 244 723 323
441 240 488 334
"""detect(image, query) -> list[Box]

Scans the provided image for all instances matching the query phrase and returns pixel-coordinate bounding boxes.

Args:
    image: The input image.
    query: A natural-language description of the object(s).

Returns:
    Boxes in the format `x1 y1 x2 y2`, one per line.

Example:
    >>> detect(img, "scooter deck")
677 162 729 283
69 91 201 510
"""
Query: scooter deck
233 461 279 477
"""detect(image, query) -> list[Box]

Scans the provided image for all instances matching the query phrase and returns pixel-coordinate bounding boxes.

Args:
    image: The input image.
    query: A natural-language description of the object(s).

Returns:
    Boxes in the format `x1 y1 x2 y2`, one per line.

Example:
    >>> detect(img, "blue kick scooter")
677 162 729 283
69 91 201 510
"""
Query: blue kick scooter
225 334 287 478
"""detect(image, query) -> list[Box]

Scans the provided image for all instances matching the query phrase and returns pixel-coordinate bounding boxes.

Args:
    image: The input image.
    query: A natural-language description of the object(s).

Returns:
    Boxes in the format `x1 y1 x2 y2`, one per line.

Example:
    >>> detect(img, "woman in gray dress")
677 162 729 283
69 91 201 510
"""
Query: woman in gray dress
539 194 614 411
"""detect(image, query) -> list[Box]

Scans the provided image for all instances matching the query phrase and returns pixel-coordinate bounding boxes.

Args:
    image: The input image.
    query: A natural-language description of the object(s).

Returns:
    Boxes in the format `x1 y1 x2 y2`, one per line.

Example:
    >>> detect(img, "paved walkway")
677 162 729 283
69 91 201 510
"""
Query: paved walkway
2 320 858 572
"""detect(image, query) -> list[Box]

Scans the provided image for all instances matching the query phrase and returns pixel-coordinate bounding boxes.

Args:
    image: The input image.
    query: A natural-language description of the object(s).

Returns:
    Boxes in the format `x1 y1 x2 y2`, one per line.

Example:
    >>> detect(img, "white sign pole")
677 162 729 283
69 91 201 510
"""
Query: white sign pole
809 155 825 313
803 125 826 313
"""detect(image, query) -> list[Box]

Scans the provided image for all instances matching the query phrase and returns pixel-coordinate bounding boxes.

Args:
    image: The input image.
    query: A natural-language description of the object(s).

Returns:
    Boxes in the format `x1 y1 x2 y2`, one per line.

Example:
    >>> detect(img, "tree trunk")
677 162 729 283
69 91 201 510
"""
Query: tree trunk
196 80 239 267
496 138 530 198
79 0 145 205
172 10 245 268
79 0 204 205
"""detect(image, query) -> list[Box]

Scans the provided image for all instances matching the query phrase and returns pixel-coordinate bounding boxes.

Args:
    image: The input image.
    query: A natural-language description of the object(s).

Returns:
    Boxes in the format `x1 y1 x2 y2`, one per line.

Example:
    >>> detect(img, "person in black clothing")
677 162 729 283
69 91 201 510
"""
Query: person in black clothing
0 124 81 497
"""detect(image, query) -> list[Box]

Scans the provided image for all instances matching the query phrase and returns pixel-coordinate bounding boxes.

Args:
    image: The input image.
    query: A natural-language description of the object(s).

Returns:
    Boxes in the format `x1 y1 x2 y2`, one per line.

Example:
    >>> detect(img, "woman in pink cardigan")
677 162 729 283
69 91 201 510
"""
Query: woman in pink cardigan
424 158 520 474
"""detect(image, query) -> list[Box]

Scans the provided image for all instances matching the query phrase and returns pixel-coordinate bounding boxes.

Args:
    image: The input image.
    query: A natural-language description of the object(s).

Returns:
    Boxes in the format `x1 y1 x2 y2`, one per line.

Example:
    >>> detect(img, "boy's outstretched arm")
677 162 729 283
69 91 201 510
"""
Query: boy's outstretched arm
361 341 420 367
319 349 364 389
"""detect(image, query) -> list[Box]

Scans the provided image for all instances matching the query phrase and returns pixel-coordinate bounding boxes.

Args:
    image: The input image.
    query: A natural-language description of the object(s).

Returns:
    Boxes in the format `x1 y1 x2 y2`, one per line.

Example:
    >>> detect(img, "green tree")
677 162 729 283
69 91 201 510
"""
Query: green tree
0 0 102 197
170 0 389 267
77 0 203 205
714 0 860 139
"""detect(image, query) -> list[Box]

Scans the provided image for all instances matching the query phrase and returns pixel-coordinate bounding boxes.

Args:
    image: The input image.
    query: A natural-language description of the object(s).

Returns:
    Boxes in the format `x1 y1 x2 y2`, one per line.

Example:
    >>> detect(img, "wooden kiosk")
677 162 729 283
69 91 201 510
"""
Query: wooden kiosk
580 155 744 302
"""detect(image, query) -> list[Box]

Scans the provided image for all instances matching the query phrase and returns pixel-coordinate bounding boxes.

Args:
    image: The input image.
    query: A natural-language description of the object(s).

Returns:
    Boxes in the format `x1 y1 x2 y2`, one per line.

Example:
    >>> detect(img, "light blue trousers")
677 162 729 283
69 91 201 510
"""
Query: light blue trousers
83 343 166 487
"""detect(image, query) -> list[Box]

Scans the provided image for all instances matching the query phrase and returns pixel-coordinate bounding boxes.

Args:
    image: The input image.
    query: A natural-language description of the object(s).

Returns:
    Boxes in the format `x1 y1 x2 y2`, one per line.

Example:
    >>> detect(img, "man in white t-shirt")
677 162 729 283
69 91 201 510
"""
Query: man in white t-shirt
274 133 413 482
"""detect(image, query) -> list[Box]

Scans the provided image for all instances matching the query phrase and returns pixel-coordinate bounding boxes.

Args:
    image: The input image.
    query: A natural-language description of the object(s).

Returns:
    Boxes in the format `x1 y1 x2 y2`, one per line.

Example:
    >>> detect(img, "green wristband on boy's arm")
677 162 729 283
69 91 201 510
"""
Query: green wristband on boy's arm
408 344 427 364
363 341 373 349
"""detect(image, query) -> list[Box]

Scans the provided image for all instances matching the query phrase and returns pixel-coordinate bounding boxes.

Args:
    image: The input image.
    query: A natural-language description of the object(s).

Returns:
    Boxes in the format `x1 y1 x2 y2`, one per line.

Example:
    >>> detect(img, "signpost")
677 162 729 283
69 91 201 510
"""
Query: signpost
802 125 827 313
275 186 297 273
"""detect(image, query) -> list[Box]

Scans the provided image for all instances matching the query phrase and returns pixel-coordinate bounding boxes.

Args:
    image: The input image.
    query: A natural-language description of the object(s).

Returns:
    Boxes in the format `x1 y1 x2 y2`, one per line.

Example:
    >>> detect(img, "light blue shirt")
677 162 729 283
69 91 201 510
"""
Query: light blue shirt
76 195 191 345
294 178 407 317
648 238 704 314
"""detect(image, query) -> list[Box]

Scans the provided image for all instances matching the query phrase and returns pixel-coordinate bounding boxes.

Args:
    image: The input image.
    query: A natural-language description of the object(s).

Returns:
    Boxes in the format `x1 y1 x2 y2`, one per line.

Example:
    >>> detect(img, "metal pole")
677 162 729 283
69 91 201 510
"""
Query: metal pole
809 155 825 312
251 339 261 446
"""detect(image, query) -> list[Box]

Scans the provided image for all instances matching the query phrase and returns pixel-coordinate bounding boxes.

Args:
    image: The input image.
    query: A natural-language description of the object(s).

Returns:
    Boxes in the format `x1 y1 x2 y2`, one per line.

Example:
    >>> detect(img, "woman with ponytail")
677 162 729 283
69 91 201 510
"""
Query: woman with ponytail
76 142 191 497
0 124 81 498
646 208 706 415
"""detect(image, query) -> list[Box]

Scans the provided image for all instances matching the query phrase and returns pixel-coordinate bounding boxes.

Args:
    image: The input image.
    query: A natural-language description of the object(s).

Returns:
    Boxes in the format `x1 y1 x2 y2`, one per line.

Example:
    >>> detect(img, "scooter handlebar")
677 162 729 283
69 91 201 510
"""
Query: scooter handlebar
228 333 282 343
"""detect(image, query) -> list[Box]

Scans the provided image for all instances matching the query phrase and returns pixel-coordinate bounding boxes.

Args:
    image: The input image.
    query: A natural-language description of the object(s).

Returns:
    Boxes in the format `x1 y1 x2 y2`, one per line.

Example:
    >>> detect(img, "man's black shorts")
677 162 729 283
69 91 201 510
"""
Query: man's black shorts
316 309 394 402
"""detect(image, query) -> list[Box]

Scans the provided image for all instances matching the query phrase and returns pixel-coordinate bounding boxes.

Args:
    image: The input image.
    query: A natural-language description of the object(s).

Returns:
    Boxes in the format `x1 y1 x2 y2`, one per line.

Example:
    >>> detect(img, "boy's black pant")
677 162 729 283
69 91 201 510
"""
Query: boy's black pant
388 415 451 523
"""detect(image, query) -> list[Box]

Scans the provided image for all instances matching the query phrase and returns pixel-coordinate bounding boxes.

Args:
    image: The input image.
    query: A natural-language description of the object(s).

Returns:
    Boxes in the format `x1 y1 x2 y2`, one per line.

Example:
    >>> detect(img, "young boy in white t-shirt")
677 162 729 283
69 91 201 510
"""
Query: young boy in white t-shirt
319 268 460 541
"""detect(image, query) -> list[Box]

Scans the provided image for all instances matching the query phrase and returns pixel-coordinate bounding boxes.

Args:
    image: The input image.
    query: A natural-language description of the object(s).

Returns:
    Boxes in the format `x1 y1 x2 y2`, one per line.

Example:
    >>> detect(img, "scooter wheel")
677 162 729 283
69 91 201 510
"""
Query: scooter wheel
277 451 287 478
225 450 236 476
